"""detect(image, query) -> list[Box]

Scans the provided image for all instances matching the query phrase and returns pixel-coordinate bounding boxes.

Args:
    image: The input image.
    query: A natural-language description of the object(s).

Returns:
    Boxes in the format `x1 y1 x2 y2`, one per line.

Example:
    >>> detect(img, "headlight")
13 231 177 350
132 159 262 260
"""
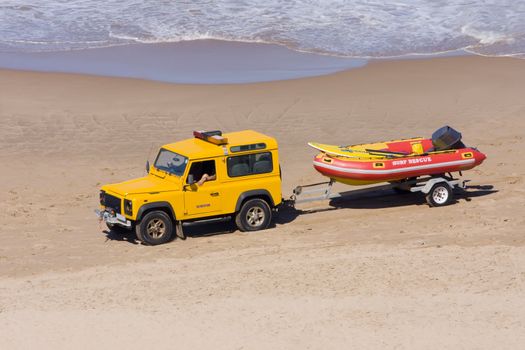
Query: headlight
124 199 133 216
99 191 105 205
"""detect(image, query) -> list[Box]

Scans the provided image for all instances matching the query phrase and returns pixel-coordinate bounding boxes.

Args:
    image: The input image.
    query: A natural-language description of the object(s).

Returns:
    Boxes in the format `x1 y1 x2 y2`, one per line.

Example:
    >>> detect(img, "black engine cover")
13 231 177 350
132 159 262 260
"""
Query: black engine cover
432 125 465 151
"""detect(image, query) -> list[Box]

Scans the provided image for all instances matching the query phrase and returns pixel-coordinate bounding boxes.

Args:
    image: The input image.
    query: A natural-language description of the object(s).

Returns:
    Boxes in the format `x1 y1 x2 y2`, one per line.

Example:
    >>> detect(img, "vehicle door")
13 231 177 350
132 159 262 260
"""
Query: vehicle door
183 159 222 217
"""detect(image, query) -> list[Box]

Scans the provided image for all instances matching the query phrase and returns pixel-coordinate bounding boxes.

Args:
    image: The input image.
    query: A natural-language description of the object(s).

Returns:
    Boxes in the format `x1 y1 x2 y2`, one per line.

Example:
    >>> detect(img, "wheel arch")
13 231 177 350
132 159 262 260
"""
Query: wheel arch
136 202 176 222
235 190 274 212
421 177 449 194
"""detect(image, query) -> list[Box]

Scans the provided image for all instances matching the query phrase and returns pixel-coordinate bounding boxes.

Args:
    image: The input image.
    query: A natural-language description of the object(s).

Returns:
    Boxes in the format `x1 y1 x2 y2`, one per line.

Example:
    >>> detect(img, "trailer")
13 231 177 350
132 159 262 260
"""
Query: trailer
289 174 469 208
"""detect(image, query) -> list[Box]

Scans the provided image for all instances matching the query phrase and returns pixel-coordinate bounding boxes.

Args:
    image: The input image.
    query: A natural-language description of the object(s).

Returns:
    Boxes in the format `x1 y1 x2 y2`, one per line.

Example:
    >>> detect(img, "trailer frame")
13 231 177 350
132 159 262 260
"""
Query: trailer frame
289 174 469 207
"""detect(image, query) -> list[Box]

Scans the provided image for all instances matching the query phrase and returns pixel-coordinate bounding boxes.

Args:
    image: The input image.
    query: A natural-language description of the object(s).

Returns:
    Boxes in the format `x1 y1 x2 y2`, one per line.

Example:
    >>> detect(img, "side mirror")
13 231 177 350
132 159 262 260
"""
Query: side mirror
187 174 195 185
146 160 150 173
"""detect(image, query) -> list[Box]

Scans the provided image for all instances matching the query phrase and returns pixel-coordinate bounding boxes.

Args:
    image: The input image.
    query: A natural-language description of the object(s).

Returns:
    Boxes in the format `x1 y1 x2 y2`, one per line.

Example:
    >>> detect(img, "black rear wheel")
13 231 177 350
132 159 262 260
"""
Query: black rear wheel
235 198 272 232
135 210 174 245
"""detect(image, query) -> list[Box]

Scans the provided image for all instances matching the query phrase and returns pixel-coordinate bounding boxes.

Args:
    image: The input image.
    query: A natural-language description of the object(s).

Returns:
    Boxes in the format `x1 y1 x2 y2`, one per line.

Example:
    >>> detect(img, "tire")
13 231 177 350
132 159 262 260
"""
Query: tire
235 198 272 232
135 210 174 245
106 223 131 234
426 183 454 207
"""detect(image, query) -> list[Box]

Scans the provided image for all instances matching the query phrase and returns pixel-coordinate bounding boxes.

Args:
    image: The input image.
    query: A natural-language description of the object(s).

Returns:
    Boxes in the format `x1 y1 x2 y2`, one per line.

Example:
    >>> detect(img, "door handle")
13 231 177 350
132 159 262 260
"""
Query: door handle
210 192 219 197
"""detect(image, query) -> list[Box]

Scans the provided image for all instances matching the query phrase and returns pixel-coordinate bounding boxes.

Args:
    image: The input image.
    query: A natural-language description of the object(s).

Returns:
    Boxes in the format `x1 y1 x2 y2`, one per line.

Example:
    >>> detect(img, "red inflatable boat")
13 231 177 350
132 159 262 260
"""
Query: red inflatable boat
309 126 486 185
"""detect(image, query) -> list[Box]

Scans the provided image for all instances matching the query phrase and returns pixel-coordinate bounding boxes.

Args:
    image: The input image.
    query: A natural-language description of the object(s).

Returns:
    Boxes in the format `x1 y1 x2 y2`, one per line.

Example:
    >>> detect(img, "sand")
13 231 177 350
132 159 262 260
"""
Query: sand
1 55 525 349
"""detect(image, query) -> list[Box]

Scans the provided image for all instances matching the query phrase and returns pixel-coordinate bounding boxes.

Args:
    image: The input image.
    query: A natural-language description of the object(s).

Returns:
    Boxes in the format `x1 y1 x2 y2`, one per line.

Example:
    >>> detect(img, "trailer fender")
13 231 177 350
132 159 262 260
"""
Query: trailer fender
411 177 459 194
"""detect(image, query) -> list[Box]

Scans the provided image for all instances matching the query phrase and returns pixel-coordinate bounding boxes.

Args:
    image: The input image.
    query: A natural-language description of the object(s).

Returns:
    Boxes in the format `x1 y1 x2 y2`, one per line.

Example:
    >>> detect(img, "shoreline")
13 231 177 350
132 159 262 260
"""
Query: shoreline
0 40 368 84
0 39 479 85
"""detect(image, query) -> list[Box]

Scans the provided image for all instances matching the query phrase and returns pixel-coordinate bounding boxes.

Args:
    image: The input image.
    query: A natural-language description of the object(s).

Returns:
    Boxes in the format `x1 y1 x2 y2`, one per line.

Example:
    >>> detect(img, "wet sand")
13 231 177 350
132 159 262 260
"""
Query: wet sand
0 40 367 83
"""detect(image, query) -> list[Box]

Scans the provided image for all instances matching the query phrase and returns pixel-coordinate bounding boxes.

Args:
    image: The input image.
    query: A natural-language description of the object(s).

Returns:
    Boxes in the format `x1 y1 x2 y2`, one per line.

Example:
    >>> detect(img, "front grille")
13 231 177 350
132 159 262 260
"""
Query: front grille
104 194 122 214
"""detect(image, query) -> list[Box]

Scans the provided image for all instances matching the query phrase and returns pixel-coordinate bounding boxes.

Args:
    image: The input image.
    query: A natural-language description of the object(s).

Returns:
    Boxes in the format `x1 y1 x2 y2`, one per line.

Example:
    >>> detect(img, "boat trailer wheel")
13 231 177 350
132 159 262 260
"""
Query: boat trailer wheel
426 183 453 207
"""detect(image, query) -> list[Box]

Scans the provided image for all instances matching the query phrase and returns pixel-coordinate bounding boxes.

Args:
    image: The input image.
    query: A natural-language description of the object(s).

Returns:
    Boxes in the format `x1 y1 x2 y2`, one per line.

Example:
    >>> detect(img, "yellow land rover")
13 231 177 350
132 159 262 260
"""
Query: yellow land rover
96 130 282 245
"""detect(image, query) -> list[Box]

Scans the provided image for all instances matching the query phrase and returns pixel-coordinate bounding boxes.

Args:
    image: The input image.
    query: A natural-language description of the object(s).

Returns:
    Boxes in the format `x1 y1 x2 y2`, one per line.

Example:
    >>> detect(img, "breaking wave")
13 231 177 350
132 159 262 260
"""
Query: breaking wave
0 0 524 58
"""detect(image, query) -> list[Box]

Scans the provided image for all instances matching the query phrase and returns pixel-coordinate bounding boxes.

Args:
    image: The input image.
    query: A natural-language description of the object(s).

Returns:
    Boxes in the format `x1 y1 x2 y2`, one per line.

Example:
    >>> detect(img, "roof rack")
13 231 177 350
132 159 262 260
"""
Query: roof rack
193 130 228 145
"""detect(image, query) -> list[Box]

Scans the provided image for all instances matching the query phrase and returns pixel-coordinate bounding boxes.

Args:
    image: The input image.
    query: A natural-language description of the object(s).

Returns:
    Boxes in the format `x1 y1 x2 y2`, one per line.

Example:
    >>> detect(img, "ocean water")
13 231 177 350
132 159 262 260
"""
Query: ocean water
1 0 524 58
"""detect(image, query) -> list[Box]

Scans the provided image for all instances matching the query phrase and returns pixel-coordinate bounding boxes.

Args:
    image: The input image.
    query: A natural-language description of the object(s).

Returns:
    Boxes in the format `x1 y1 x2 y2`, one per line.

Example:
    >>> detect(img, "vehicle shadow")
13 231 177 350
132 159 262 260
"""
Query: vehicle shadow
276 184 497 224
103 228 140 244
103 184 497 243
103 219 237 244
182 220 237 238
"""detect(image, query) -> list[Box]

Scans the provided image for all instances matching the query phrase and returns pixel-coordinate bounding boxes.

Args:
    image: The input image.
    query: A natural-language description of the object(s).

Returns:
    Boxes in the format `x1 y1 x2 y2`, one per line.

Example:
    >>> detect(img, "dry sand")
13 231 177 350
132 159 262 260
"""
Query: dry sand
1 56 525 349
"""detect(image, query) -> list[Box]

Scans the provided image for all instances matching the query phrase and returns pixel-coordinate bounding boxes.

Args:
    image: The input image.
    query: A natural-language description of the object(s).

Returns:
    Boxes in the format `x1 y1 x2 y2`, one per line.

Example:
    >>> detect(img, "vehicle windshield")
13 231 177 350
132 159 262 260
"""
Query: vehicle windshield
154 148 188 177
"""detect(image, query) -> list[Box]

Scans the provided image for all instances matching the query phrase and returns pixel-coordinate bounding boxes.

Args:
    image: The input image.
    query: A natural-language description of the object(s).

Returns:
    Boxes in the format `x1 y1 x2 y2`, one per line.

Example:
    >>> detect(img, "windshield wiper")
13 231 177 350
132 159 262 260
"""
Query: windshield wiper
152 166 170 177
155 166 183 177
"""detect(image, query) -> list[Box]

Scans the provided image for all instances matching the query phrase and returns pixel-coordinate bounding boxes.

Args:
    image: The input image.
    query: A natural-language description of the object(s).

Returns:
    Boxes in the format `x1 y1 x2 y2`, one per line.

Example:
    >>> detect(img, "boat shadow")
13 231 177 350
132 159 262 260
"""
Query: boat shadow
333 184 497 209
276 184 497 224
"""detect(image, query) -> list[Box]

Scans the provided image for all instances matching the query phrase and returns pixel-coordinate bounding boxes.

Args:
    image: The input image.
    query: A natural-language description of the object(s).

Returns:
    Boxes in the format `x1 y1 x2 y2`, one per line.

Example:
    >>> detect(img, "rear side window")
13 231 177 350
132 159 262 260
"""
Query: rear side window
227 152 273 177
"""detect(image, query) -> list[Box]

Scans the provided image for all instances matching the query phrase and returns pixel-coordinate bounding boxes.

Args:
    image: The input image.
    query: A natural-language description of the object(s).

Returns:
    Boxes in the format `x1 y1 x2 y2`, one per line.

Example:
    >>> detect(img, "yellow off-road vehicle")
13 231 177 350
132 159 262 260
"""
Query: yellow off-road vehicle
97 130 282 245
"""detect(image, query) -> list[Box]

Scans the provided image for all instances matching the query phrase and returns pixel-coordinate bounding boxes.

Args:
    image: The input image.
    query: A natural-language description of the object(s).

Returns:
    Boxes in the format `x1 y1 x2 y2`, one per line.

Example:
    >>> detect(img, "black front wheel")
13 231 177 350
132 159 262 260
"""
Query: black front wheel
235 198 272 232
135 210 174 245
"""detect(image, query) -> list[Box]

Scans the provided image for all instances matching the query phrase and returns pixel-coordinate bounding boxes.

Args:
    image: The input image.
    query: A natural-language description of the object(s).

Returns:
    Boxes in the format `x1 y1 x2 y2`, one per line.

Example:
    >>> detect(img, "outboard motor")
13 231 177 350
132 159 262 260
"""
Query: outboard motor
432 125 465 151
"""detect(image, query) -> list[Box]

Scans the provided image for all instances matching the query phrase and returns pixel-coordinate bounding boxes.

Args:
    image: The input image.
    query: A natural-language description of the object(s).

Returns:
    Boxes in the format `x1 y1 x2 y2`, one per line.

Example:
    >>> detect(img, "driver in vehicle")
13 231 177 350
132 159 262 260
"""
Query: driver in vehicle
189 161 216 186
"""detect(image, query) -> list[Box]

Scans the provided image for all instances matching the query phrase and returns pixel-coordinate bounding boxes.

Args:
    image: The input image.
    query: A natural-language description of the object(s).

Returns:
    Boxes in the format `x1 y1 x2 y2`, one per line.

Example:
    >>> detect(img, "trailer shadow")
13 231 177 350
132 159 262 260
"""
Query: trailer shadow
330 186 498 210
276 184 497 224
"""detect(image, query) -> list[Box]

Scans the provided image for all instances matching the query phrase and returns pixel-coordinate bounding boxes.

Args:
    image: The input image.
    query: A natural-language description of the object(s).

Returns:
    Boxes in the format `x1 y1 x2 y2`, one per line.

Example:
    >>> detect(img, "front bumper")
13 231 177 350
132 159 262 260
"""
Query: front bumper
95 209 132 228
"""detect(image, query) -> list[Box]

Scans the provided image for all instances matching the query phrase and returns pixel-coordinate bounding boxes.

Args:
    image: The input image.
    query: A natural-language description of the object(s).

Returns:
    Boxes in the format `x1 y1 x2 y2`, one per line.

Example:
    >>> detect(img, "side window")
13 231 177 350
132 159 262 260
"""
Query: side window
187 160 216 184
227 152 273 177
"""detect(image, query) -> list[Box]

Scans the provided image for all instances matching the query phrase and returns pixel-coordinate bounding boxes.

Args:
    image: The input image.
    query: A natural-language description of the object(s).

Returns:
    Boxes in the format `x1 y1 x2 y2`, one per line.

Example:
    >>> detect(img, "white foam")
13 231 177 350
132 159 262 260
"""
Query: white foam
461 25 515 45
0 0 524 58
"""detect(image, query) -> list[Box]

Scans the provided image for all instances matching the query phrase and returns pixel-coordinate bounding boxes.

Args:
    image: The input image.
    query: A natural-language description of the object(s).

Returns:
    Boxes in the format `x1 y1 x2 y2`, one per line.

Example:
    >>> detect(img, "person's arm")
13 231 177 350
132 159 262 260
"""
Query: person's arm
197 173 216 186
